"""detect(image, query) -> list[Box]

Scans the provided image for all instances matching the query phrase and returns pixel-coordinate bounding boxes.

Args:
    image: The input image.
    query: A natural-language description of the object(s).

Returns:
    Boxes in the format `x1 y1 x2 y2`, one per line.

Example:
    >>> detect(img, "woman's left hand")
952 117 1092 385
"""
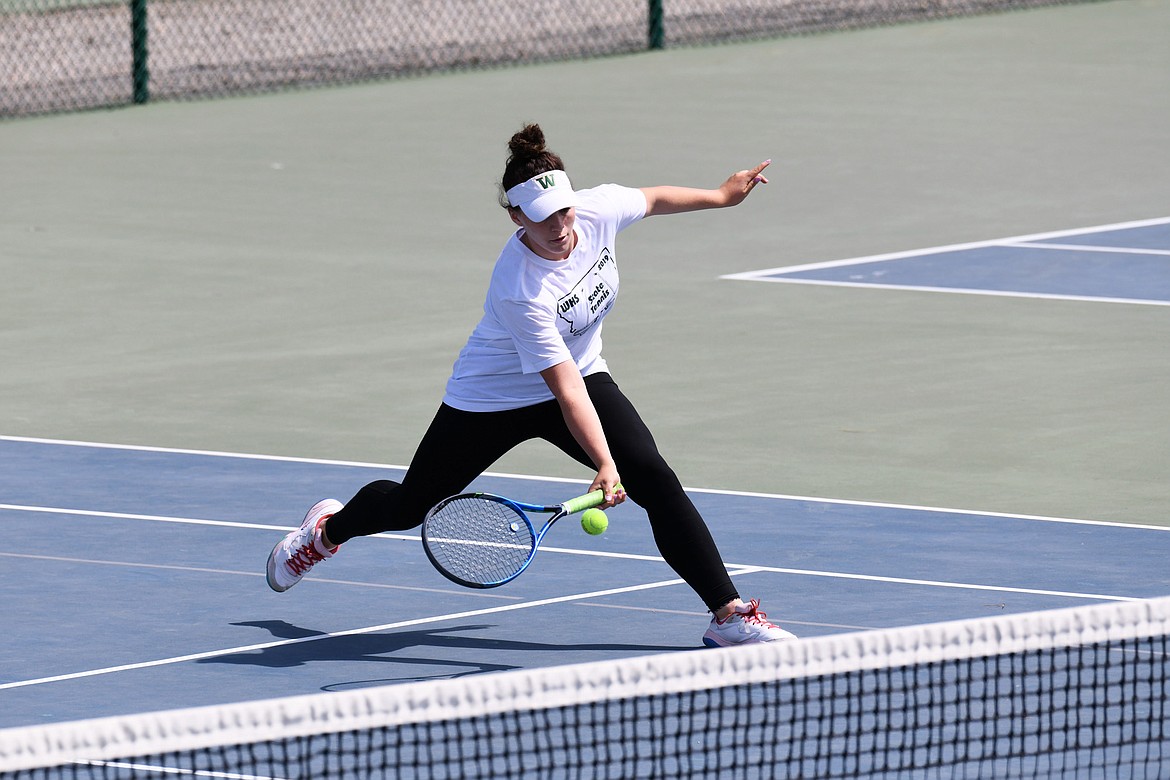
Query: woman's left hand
590 465 627 508
719 159 771 206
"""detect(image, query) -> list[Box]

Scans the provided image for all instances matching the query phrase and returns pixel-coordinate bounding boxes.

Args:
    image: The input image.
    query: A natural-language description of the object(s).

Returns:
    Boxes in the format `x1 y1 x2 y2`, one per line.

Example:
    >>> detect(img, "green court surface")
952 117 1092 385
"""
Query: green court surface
1 0 1167 525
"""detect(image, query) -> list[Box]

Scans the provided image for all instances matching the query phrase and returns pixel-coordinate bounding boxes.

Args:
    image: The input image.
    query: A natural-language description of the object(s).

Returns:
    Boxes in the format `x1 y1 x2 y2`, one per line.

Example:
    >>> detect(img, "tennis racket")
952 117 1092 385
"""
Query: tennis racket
421 487 614 588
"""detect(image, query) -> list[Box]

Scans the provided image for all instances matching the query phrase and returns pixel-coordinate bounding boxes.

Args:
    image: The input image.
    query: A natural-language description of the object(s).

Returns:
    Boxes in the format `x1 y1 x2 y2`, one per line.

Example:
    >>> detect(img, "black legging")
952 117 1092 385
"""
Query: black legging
324 372 740 613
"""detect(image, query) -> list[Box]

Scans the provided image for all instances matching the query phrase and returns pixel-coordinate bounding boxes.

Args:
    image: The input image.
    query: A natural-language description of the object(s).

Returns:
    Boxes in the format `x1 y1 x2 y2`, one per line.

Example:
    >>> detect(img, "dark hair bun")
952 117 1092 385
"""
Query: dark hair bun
507 124 546 162
500 122 566 203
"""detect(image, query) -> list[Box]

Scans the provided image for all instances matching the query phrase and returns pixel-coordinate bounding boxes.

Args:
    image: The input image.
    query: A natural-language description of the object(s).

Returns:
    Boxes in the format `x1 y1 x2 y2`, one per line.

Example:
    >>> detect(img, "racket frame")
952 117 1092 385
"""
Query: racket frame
421 488 608 588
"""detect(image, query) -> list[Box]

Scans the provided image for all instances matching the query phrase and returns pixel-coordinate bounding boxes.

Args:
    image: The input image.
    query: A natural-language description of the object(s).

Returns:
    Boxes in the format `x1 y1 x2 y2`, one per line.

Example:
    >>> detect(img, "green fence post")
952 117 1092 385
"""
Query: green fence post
131 0 149 104
648 0 664 49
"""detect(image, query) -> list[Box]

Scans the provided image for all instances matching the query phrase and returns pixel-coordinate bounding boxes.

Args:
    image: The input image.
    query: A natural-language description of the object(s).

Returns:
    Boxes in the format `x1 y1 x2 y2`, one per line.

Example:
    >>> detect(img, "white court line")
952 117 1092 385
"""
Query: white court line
1 441 1161 692
3 434 1166 532
2 504 1146 618
0 434 413 470
0 548 1137 692
720 216 1170 306
1008 241 1170 257
70 759 270 780
0 503 677 563
733 563 1139 603
0 551 523 600
721 216 1170 279
0 576 690 692
0 503 298 533
1 437 1164 682
684 488 1170 532
719 277 1170 307
1 540 1133 606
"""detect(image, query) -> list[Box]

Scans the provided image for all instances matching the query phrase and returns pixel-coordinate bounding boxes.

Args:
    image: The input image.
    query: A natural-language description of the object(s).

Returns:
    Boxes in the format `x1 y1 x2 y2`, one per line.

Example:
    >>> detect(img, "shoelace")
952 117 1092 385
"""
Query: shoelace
738 599 779 629
285 540 327 576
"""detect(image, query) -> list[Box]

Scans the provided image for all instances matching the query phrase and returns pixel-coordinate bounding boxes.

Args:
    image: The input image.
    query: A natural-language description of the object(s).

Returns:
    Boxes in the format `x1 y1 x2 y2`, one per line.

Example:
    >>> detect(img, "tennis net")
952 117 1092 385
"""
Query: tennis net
2 596 1168 778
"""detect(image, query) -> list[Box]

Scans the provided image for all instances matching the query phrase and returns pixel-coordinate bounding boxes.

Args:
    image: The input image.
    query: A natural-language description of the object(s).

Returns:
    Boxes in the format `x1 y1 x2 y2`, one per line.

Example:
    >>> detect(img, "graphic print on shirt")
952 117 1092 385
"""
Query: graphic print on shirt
556 247 618 336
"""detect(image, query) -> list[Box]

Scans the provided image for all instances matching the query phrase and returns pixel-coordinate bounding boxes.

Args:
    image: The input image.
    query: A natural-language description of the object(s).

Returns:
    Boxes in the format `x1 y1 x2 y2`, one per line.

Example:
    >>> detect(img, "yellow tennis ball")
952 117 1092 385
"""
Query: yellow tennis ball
580 508 608 536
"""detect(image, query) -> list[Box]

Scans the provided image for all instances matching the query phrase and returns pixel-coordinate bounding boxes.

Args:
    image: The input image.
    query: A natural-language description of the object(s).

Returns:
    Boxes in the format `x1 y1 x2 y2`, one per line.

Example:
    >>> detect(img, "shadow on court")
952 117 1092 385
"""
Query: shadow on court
197 621 695 688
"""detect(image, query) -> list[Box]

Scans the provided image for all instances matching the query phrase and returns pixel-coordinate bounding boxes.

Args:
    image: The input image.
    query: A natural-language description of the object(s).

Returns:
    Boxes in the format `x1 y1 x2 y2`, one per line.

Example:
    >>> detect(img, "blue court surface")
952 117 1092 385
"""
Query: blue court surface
4 435 1169 729
722 217 1170 305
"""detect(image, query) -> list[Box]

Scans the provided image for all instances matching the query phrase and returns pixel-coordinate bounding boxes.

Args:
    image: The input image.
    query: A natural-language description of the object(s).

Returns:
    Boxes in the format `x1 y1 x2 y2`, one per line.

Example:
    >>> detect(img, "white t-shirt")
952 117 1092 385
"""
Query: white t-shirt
443 184 647 412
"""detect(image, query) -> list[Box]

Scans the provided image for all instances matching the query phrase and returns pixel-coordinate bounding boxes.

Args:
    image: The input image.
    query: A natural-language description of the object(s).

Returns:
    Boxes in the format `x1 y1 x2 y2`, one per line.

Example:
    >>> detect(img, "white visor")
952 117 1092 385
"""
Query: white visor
506 170 576 222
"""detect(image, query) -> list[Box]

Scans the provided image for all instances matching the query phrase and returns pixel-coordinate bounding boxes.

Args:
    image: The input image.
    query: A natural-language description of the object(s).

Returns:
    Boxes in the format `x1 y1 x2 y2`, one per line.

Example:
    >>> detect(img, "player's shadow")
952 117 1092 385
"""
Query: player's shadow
197 620 695 687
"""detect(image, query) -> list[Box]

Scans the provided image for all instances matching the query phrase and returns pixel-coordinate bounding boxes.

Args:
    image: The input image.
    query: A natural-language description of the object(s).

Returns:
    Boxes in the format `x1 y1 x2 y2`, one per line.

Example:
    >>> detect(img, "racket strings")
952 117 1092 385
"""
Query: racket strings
425 498 536 585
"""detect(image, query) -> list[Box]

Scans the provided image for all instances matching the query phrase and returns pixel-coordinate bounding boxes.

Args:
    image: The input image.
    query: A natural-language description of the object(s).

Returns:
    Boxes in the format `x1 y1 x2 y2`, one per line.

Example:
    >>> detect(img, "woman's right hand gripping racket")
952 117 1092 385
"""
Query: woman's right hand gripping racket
421 487 616 588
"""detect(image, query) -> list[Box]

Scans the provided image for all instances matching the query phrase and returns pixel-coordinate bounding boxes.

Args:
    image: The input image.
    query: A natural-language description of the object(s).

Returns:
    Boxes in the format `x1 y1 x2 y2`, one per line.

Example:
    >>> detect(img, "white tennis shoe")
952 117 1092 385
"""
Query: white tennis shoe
702 599 796 647
266 499 342 592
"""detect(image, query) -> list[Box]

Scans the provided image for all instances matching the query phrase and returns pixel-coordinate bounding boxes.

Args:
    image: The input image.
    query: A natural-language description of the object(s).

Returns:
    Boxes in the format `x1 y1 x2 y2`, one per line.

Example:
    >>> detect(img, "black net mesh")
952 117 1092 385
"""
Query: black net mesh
3 597 1170 778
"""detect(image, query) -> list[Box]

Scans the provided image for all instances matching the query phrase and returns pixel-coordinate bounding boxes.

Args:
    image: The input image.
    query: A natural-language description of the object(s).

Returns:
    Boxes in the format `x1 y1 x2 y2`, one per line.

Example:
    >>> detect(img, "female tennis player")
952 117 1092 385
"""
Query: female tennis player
266 123 794 647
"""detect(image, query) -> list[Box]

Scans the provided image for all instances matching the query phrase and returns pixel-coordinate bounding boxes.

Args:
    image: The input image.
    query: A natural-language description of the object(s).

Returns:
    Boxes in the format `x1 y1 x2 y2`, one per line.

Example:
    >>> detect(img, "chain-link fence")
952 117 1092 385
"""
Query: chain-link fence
2 0 1092 119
